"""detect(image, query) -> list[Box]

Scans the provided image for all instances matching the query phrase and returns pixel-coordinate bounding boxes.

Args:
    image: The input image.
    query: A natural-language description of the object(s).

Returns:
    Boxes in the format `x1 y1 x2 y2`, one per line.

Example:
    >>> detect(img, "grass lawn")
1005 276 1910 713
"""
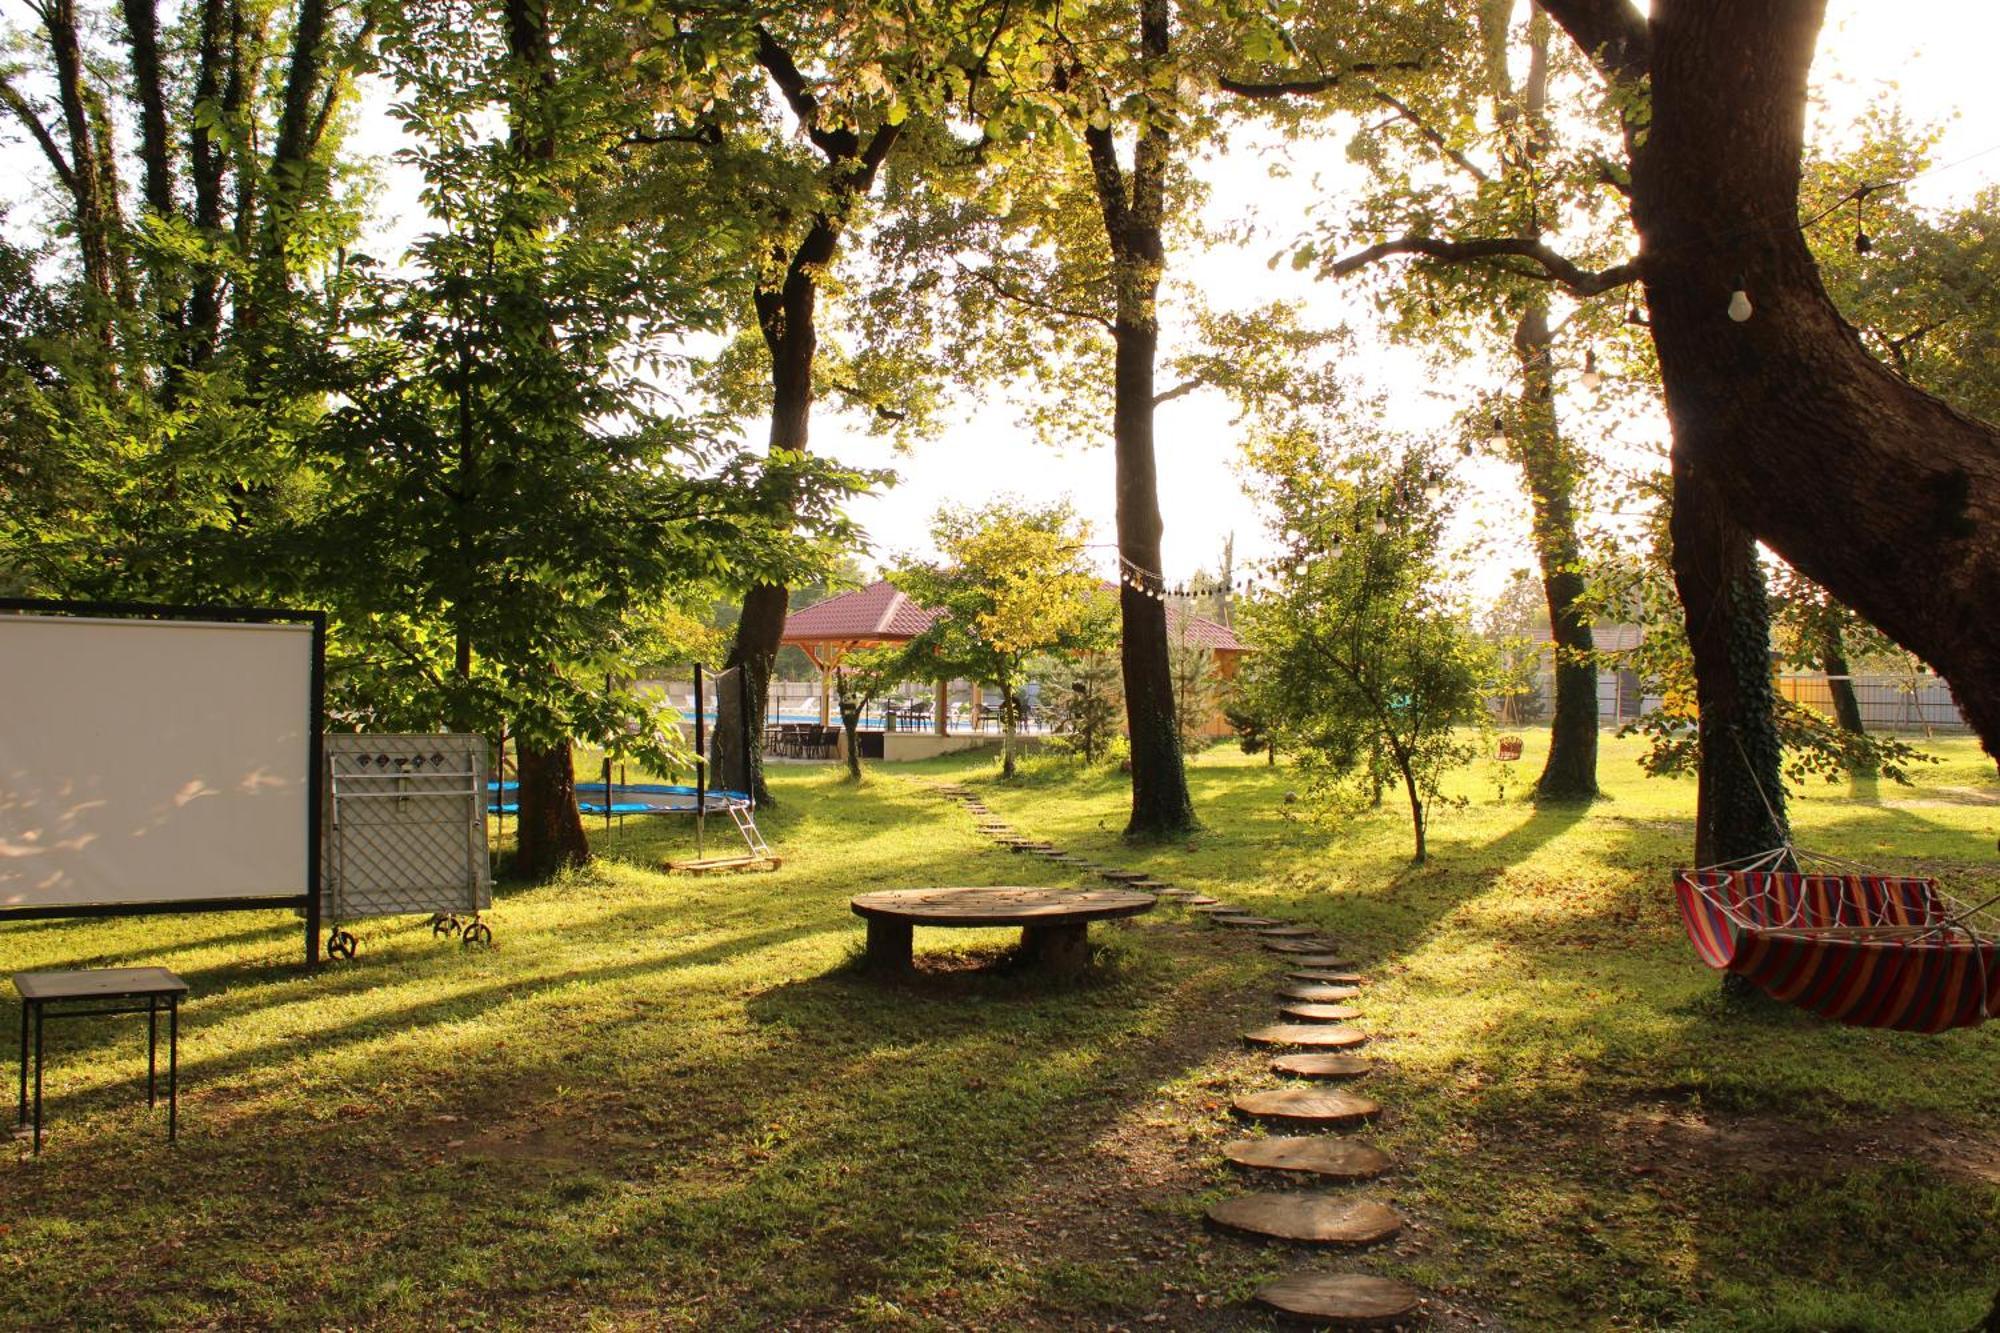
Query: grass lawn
2 729 1997 1329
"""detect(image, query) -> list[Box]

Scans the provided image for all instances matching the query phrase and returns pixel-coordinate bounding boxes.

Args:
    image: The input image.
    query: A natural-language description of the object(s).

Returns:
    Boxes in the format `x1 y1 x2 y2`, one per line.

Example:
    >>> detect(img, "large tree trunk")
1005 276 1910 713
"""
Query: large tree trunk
1543 0 2000 759
1513 301 1600 800
723 265 820 808
1673 460 1788 868
1112 311 1196 835
1082 0 1196 839
185 0 230 364
42 0 120 313
514 737 588 879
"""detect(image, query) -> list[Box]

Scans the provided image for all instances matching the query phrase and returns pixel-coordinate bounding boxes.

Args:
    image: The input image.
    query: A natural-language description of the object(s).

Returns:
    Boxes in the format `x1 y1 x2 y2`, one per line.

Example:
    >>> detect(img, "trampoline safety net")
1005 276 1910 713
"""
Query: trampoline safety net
321 734 492 922
707 665 753 801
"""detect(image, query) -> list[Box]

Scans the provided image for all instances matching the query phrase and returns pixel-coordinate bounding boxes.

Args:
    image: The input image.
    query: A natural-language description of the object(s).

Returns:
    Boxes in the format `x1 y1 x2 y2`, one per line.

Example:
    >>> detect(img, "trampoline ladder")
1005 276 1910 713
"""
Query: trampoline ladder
731 805 772 859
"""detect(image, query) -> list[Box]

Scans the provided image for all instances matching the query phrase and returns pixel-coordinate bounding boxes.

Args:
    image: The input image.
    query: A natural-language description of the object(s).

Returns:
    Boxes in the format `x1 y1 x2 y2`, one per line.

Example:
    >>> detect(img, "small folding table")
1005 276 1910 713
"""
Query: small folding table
14 967 188 1154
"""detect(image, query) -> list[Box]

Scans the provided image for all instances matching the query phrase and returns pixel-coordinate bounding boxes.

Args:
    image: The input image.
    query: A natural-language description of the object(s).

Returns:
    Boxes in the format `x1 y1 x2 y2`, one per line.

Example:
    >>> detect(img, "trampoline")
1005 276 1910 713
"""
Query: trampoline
487 780 751 815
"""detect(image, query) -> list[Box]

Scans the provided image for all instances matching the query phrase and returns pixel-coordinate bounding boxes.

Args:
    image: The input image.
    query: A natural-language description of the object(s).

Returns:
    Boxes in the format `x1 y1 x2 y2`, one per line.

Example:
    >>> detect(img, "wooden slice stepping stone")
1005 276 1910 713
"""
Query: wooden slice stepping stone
1129 878 1173 891
1271 1052 1373 1080
1206 1193 1401 1246
1191 903 1242 915
1214 915 1282 929
1243 1024 1367 1050
1277 954 1359 970
1099 869 1149 883
1253 1272 1421 1328
1263 939 1341 954
1185 895 1219 906
1257 925 1319 939
1287 970 1365 986
1280 984 1361 1003
1222 1136 1391 1180
1233 1087 1380 1127
1279 1002 1364 1023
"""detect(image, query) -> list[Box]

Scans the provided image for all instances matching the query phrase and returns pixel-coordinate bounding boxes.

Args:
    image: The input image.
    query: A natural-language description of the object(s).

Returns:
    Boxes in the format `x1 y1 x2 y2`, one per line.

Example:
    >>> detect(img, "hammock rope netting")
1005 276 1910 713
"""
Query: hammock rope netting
1675 846 2000 1033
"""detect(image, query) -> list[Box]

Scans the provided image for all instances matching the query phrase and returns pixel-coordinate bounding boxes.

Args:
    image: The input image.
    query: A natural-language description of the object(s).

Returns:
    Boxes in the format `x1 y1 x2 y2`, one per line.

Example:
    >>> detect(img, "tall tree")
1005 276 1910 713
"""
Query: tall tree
867 0 1408 836
1530 0 2000 761
614 5 1016 805
1269 1 1620 800
302 0 866 879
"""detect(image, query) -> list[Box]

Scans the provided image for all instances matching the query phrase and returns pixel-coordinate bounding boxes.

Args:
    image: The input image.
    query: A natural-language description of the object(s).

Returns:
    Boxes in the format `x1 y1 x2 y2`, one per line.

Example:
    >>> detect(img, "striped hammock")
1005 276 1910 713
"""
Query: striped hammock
1675 847 2000 1033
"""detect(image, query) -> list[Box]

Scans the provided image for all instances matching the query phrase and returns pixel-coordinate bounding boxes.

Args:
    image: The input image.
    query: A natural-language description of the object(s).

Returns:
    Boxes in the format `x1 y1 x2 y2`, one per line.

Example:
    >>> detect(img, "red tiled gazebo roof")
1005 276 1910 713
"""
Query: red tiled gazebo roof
781 581 940 656
782 578 1245 662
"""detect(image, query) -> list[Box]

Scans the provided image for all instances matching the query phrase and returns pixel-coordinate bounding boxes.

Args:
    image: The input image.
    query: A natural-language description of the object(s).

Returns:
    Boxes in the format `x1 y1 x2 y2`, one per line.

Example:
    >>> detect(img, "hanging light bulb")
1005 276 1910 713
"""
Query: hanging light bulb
1580 347 1602 391
1329 541 1344 559
1372 517 1390 535
1423 481 1443 501
1487 415 1506 447
1727 281 1753 323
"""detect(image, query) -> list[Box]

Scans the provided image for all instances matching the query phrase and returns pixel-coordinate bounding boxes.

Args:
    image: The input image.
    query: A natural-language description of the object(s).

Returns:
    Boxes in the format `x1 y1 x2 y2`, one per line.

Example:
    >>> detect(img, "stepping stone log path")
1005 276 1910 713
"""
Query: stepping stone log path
921 780 1422 1327
1222 1136 1392 1180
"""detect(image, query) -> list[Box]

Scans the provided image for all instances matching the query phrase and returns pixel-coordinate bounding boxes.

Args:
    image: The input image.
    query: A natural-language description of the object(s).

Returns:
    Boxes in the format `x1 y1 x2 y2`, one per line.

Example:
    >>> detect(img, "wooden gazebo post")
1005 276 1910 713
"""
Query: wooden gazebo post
933 678 948 737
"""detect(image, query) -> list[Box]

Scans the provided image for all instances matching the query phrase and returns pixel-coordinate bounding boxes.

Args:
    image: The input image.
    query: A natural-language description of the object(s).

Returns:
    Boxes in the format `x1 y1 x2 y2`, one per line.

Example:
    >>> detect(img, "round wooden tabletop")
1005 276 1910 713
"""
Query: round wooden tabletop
850 886 1157 928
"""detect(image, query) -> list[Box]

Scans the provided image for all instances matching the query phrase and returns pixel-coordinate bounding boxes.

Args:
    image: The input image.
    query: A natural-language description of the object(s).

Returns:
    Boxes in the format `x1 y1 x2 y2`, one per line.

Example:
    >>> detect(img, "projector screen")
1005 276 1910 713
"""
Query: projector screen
0 611 318 910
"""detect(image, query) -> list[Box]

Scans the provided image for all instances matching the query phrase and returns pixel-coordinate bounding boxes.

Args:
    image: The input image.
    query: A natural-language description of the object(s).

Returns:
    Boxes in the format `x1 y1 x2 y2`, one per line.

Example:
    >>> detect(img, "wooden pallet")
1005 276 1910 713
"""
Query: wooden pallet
664 854 782 875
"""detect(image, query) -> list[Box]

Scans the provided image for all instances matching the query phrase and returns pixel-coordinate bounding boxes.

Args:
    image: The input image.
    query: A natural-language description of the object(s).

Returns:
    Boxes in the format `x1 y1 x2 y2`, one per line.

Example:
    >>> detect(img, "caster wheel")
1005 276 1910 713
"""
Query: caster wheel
431 914 461 938
327 928 358 960
461 921 493 949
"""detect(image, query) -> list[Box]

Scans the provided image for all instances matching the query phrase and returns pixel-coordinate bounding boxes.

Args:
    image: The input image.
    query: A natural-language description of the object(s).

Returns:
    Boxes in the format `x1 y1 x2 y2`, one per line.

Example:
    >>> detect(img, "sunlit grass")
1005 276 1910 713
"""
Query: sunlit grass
2 731 1996 1328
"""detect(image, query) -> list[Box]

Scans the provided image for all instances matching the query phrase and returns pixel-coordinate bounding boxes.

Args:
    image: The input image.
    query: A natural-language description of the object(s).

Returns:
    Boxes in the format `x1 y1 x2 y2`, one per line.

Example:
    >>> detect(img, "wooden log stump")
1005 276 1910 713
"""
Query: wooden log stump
1206 1193 1402 1246
1222 1136 1391 1180
1020 922 1090 975
1252 1272 1421 1328
865 917 913 973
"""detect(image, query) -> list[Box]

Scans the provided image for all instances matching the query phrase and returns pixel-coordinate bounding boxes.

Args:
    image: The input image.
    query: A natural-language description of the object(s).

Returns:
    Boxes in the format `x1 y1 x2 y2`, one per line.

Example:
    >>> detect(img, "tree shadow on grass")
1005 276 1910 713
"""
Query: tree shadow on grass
2 904 1272 1331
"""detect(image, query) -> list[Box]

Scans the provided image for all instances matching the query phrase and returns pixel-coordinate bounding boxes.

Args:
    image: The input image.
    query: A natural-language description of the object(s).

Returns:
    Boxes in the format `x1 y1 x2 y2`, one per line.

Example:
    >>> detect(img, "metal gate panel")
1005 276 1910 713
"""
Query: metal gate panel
321 734 491 922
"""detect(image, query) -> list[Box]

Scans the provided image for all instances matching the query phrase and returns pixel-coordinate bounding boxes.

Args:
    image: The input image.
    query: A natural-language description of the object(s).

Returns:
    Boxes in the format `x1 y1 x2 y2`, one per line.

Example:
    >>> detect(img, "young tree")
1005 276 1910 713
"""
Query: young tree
1239 432 1491 864
833 648 911 782
1168 632 1224 754
1037 652 1126 765
894 501 1115 779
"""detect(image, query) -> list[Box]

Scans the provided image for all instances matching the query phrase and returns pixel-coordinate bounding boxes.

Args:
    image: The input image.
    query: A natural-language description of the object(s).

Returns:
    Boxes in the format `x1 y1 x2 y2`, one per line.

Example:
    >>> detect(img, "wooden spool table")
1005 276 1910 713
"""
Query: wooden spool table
850 887 1155 976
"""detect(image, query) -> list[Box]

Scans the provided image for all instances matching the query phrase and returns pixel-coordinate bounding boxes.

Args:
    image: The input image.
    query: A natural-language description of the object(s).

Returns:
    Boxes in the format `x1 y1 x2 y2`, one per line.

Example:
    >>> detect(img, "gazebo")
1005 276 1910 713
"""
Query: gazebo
780 579 1249 749
779 580 949 735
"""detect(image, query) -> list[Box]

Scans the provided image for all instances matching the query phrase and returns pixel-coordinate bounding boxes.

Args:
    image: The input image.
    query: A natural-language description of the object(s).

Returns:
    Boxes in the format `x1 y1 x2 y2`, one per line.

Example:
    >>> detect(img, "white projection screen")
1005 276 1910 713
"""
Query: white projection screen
0 606 324 957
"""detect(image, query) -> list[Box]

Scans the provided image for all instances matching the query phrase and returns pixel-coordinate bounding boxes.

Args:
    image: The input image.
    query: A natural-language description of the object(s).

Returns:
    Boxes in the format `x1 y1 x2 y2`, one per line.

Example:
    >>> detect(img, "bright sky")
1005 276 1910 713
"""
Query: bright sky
4 2 1995 607
822 1 2000 601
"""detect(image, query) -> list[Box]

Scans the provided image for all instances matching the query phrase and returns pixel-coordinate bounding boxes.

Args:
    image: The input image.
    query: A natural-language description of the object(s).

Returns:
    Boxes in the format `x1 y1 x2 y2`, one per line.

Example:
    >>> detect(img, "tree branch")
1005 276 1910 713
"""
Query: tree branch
754 25 858 162
0 77 77 191
1217 60 1423 100
1328 235 1642 296
1368 87 1488 183
1536 0 1650 86
1152 377 1203 407
954 259 1113 331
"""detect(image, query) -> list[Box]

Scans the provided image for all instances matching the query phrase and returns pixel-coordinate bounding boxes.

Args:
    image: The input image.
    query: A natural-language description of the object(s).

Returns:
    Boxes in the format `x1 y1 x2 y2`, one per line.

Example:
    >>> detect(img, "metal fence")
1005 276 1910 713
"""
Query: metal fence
1775 673 1972 735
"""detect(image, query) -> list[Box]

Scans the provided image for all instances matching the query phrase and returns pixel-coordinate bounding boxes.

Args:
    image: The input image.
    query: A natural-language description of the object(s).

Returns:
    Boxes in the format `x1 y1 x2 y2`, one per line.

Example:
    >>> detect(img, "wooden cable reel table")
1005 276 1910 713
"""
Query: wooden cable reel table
850 887 1156 975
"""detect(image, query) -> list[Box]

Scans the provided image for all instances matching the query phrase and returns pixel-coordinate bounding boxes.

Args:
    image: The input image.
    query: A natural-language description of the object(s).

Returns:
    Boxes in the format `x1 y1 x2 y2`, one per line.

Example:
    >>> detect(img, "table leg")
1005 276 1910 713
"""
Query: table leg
32 1002 43 1155
147 997 158 1108
865 918 913 973
168 998 178 1145
16 999 25 1127
1021 923 1090 976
